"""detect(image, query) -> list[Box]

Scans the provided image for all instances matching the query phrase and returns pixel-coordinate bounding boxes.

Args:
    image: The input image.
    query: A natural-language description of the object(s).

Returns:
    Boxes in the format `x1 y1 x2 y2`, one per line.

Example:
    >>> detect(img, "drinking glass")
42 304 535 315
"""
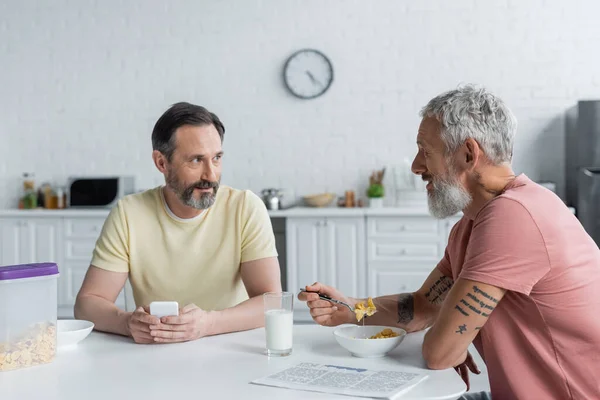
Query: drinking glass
263 292 293 357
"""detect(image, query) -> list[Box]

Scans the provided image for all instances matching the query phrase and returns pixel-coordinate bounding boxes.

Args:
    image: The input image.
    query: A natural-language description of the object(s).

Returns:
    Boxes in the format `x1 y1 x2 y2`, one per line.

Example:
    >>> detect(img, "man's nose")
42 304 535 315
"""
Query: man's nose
411 152 426 175
203 163 217 182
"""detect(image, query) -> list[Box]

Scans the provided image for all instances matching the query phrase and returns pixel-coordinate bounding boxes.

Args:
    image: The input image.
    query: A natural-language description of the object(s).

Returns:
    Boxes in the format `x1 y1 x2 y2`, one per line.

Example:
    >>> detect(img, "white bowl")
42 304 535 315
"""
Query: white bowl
333 325 407 358
57 319 94 348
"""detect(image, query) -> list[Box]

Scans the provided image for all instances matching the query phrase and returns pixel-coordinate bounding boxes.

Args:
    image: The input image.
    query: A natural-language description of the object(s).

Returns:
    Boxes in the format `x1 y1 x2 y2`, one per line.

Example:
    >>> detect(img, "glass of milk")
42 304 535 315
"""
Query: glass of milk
263 292 293 357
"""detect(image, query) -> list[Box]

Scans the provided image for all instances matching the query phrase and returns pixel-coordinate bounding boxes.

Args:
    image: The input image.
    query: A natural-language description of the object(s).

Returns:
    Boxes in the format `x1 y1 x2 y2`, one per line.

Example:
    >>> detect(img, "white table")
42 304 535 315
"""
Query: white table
0 324 466 400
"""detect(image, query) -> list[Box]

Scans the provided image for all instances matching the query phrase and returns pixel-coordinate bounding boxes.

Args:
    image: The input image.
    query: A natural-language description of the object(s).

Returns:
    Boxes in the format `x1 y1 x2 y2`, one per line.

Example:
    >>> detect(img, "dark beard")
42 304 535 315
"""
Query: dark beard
166 173 220 210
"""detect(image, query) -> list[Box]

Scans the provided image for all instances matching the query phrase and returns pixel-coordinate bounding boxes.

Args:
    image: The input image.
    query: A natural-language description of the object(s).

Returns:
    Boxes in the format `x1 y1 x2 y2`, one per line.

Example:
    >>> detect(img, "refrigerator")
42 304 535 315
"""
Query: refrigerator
566 100 600 245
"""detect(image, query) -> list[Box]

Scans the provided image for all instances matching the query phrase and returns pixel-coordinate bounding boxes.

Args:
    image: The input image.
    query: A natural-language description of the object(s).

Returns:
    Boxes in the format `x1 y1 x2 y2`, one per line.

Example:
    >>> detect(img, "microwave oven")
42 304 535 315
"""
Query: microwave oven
67 176 136 208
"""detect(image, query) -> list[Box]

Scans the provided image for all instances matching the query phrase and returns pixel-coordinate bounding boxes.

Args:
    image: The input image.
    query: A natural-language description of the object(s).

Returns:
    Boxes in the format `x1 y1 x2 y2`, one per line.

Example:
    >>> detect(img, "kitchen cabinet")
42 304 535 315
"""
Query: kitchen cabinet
59 217 126 317
369 263 433 296
366 216 452 298
286 216 366 322
0 215 125 318
0 217 60 267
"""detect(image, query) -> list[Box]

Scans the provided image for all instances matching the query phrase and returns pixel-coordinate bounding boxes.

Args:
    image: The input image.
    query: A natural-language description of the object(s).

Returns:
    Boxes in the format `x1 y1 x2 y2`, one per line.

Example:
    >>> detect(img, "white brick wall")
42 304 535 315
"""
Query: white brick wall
1 0 600 208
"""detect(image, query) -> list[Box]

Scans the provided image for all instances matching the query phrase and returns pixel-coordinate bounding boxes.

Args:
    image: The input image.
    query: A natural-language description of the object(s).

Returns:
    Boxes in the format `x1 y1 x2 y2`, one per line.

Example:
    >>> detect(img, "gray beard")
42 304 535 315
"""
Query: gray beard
182 191 216 210
428 175 472 219
166 173 219 210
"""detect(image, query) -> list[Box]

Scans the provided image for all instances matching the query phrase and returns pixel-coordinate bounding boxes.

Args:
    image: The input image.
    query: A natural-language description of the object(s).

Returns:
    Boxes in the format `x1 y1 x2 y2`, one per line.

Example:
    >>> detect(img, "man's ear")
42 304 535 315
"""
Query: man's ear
463 138 481 171
152 150 168 174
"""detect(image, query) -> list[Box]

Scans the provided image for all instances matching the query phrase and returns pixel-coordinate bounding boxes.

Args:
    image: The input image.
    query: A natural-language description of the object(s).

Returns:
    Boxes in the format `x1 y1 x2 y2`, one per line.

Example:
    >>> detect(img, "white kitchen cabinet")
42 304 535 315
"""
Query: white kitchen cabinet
0 217 60 266
58 217 125 318
369 263 435 297
0 215 125 318
286 217 366 322
366 216 452 298
0 218 22 265
367 216 440 240
323 218 367 297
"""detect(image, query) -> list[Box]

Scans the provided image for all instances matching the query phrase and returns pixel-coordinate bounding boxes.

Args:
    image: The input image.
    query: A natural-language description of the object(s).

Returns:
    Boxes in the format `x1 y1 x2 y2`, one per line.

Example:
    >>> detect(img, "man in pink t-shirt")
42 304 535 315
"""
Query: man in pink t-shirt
299 85 600 399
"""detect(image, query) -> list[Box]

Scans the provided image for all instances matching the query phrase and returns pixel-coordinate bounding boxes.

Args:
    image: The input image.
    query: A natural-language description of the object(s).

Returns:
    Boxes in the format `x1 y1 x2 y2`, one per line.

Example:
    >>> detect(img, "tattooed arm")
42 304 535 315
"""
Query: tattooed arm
362 267 455 333
422 278 506 369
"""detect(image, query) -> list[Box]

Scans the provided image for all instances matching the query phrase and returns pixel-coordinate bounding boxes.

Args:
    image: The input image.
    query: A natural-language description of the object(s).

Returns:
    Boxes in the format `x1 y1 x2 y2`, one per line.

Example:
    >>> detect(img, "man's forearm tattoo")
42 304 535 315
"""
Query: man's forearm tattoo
397 293 414 324
424 276 454 305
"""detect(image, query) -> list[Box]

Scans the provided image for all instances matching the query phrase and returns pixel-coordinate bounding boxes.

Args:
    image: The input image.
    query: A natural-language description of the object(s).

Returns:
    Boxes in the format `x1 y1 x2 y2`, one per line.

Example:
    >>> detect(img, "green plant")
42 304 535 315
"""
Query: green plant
366 168 385 198
367 183 384 198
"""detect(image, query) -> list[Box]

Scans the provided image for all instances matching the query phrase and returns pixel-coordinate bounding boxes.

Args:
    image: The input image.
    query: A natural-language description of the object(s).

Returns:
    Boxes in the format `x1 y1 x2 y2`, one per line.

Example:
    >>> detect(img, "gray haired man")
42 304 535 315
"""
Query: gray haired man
299 85 600 399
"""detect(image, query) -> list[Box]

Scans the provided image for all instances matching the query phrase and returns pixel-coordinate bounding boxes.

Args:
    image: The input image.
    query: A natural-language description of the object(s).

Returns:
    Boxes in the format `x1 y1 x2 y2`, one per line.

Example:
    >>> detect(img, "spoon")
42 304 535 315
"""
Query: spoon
299 288 355 312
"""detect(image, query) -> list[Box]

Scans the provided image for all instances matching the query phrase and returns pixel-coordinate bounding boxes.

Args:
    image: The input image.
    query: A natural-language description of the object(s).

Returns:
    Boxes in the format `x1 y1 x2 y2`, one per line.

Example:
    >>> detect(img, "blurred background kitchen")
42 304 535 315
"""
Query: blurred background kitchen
0 0 598 210
2 0 599 289
3 1 600 392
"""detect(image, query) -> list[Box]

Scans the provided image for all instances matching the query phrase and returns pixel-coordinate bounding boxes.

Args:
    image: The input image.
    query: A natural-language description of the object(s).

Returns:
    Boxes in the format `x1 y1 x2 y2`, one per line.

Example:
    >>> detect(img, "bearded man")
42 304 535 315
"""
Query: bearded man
75 102 282 344
299 86 600 399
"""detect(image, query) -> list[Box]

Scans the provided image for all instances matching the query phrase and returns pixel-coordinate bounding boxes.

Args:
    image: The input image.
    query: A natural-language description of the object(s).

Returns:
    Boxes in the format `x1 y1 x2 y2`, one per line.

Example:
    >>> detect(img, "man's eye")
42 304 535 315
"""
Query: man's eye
214 155 222 161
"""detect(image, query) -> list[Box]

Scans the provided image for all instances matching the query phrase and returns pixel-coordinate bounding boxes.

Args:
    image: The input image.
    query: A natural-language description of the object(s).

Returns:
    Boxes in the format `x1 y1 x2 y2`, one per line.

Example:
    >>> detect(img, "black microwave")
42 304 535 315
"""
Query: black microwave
67 176 136 207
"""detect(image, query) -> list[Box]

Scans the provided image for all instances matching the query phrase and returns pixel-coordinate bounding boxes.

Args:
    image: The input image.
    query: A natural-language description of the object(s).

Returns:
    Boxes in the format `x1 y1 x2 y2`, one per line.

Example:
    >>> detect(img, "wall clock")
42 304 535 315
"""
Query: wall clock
283 49 333 99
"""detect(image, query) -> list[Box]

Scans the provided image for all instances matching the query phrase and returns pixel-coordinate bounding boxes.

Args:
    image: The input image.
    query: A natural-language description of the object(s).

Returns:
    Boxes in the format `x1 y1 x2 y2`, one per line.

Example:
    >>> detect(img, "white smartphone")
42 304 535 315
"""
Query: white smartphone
149 301 179 318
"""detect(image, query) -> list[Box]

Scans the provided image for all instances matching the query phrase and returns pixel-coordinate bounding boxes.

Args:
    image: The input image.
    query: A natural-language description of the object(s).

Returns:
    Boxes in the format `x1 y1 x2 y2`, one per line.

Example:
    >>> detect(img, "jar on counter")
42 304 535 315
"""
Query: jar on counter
56 188 65 209
21 173 37 209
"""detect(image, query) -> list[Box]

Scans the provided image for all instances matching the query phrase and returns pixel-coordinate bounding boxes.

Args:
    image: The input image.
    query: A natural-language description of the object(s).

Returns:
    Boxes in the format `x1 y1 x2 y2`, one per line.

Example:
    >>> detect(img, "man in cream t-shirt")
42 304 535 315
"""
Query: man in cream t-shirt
74 102 282 344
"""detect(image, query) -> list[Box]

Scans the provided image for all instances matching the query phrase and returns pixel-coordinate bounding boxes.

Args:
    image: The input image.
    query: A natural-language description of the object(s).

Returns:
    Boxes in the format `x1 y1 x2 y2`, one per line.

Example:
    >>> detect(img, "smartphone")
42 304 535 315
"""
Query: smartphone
149 301 179 318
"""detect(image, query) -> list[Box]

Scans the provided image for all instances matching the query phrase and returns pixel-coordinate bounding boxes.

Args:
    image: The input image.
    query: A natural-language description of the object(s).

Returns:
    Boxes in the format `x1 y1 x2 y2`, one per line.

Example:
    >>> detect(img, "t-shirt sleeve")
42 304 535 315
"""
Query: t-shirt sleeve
436 246 453 278
437 219 460 278
90 200 130 273
240 190 278 263
459 198 550 295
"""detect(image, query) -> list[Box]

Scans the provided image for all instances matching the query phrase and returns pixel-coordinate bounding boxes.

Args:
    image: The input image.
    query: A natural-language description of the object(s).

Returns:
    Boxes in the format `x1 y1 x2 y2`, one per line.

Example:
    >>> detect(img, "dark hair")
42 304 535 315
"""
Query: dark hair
151 102 225 161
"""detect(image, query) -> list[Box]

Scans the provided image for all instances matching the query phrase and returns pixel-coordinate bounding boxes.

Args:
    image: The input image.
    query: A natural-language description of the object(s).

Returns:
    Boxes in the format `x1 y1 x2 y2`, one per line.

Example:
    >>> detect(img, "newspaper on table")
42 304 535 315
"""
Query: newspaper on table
250 362 428 399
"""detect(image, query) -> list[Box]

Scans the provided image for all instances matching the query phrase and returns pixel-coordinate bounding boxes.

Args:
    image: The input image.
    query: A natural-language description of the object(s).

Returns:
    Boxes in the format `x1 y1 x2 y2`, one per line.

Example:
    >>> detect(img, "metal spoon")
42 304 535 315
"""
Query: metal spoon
299 288 355 312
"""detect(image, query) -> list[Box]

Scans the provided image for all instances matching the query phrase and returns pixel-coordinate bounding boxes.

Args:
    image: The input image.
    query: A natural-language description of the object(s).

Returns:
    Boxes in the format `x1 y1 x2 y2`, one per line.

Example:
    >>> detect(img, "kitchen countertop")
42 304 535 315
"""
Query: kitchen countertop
0 206 434 218
0 205 576 218
0 324 466 400
268 206 435 217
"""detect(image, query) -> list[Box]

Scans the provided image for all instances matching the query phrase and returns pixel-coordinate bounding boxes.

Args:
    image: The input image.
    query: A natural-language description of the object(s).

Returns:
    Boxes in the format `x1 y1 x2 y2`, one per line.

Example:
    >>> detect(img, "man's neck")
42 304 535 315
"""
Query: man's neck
162 187 205 219
462 164 517 219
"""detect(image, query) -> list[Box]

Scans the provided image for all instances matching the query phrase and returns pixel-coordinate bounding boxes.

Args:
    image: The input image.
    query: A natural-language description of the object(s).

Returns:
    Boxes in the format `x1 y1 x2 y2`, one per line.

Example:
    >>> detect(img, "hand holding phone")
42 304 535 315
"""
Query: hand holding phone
149 301 179 318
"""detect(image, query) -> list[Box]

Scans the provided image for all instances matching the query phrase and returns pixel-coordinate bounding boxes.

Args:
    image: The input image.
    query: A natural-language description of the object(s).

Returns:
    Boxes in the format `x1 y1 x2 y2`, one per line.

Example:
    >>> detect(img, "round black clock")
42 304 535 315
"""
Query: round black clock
283 49 333 99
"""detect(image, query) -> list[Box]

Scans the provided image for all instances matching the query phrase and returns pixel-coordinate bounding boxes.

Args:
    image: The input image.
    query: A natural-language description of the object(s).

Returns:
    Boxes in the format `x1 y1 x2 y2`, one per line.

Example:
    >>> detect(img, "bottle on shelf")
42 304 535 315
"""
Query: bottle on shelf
21 173 37 209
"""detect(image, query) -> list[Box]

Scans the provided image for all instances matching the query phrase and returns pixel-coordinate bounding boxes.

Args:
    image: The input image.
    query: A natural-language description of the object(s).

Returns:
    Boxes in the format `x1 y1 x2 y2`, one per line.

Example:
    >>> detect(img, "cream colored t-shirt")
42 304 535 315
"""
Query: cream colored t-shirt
90 185 278 311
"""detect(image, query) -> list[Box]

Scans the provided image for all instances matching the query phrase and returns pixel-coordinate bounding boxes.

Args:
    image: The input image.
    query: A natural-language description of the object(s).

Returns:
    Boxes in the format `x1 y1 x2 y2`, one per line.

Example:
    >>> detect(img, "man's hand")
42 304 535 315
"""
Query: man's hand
127 306 160 344
454 351 481 391
298 282 356 326
149 304 214 343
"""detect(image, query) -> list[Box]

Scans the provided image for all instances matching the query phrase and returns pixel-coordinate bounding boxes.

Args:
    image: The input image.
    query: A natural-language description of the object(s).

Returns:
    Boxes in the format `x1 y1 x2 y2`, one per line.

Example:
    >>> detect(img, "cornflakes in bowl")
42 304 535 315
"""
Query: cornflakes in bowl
333 325 406 358
369 328 400 339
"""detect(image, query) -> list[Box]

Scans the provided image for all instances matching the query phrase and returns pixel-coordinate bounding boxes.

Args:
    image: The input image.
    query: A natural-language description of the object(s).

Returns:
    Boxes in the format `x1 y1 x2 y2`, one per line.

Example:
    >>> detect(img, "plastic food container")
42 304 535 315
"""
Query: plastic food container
0 262 59 371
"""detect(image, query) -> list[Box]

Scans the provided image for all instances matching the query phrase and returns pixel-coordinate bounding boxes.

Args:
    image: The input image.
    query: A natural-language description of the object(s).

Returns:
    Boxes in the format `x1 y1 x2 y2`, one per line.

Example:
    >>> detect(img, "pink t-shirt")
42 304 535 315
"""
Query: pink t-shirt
438 174 600 399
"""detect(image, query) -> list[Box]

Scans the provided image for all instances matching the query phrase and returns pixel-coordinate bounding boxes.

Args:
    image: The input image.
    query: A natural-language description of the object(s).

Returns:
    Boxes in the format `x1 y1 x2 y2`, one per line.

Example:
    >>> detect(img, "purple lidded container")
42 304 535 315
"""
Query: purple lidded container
0 262 59 281
0 262 60 371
